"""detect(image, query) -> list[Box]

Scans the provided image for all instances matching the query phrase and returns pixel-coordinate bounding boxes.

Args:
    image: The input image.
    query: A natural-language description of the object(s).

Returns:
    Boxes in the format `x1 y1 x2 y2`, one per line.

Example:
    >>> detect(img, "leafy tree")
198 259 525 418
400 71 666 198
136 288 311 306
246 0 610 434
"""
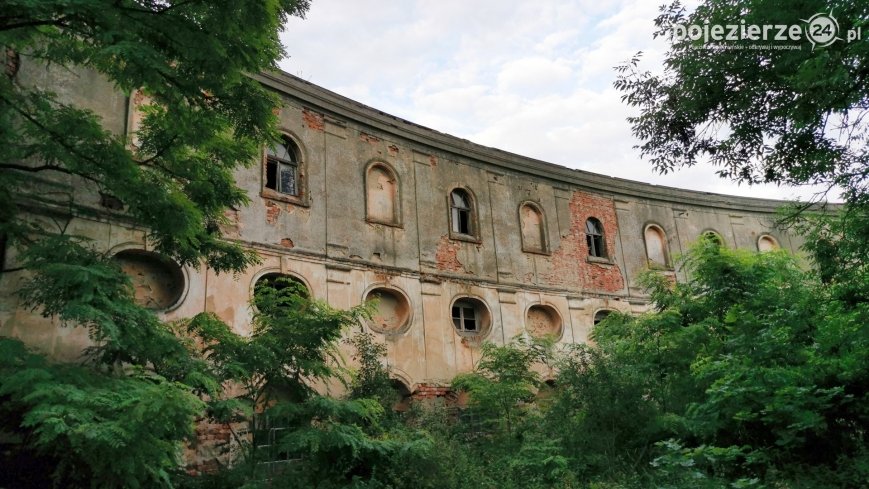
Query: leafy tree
615 0 869 206
0 1 314 487
563 237 869 486
0 337 206 488
345 330 398 410
453 337 552 437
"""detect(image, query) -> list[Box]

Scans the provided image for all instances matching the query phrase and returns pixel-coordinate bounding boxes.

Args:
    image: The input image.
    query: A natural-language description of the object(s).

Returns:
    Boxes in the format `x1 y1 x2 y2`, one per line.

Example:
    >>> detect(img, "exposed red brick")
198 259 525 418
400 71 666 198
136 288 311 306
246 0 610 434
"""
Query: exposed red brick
359 132 380 144
302 108 325 131
435 235 467 273
540 191 625 293
280 238 294 248
265 200 280 225
388 144 399 155
183 420 245 475
429 155 438 167
411 383 452 400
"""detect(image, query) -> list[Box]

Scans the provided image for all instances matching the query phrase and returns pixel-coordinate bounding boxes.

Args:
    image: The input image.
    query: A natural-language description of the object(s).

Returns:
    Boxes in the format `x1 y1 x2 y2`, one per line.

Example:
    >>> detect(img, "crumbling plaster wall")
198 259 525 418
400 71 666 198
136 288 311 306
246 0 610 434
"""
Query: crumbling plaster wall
0 65 805 394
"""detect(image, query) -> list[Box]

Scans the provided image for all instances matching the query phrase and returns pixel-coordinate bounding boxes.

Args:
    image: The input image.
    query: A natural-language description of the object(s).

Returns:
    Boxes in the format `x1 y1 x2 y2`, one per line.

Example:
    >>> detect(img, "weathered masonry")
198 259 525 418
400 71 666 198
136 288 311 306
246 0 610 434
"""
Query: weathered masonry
0 66 800 397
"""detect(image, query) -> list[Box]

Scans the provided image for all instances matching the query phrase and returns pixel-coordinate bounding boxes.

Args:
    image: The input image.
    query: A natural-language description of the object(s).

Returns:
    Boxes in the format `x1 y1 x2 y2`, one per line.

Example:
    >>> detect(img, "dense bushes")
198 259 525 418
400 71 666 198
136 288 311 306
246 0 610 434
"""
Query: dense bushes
3 216 867 488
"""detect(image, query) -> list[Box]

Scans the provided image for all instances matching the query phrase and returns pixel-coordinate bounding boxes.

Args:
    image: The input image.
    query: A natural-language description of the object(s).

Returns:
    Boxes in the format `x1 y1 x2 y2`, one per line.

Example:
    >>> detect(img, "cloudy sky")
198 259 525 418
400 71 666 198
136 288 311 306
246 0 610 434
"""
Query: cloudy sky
279 0 831 202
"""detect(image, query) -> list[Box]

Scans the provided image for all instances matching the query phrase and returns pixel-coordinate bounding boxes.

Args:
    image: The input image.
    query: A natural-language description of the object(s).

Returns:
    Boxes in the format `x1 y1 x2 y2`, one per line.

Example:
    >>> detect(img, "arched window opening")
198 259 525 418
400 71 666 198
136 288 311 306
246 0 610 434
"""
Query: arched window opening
702 231 724 247
586 218 605 258
366 164 398 224
450 189 474 236
266 137 299 196
644 225 669 268
520 203 546 252
757 235 779 252
451 297 490 337
391 379 413 413
593 309 612 326
253 273 309 310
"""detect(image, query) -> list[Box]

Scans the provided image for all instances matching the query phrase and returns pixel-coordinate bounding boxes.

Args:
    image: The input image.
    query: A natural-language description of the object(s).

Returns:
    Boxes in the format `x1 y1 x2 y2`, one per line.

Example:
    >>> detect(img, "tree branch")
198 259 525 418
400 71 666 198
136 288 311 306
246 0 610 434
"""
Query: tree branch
0 162 104 186
0 18 68 31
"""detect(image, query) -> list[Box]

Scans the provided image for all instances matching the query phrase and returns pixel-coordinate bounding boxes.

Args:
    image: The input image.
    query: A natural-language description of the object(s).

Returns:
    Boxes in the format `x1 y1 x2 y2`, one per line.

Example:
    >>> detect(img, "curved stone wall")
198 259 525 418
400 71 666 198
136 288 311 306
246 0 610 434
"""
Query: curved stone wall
0 65 803 391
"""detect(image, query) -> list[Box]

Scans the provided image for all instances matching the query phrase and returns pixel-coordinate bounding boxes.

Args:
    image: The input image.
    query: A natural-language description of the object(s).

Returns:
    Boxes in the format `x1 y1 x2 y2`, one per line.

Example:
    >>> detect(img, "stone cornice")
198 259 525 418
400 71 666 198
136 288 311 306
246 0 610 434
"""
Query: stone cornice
255 70 831 215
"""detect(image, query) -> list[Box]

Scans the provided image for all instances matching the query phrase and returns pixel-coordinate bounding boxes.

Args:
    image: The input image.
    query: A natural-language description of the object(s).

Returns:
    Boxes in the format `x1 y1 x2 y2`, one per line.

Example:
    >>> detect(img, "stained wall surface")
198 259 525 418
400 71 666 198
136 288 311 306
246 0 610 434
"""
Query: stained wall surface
0 66 803 392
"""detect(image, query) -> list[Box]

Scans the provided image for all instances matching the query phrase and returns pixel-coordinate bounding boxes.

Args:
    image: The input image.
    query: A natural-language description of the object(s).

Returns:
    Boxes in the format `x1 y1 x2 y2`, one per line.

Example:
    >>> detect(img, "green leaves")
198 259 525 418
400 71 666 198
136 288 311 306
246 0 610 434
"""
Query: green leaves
558 237 869 485
616 0 869 206
0 338 204 489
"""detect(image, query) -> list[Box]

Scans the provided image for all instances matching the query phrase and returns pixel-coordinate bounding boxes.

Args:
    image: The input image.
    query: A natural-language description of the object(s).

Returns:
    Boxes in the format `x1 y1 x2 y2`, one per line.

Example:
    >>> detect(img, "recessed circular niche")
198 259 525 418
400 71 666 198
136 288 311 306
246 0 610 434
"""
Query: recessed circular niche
450 296 491 338
525 304 562 339
364 286 412 335
113 249 185 310
757 235 780 252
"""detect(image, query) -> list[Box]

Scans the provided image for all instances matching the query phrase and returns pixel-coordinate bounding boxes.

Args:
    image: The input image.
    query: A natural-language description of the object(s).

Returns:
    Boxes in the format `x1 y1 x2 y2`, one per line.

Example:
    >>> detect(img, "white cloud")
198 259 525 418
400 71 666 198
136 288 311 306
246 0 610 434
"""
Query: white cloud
279 0 838 202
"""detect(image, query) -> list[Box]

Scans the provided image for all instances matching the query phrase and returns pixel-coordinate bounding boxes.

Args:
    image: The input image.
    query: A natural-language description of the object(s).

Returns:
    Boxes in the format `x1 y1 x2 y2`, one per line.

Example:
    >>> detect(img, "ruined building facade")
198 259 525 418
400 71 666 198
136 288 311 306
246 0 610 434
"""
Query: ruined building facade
0 66 800 399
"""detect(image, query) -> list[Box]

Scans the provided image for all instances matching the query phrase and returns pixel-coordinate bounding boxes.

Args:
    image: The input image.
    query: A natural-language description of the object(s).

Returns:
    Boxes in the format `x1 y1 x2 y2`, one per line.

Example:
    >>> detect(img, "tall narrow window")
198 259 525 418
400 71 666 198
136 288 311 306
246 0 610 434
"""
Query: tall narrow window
266 138 299 196
450 189 474 236
520 203 547 253
366 163 399 225
644 225 669 268
586 218 605 258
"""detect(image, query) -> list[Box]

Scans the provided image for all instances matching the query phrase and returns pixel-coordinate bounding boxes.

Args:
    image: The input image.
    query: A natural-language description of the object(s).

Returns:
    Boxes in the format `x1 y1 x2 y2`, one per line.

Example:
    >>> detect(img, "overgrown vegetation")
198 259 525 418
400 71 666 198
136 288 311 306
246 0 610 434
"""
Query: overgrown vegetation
170 228 863 489
2 1 867 488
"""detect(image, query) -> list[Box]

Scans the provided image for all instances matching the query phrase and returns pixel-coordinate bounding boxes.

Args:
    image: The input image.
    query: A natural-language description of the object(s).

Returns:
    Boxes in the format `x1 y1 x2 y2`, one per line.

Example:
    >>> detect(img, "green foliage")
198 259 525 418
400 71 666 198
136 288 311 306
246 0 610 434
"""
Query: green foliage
453 337 551 437
615 0 869 206
346 331 398 410
191 277 370 408
2 0 314 271
0 337 204 488
2 3 312 484
556 239 869 486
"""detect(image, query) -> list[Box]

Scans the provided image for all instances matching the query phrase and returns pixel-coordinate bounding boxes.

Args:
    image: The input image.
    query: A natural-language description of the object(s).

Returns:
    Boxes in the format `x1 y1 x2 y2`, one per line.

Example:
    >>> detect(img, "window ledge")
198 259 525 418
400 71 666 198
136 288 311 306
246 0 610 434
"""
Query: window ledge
522 247 550 256
261 189 308 207
648 264 675 272
449 233 481 244
366 217 403 229
586 255 614 265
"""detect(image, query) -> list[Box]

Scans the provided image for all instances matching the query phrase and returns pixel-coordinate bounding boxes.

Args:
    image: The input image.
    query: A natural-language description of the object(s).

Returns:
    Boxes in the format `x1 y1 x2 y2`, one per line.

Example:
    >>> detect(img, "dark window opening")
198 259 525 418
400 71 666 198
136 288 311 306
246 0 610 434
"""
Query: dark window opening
702 231 723 247
586 218 605 258
266 139 299 196
452 304 477 332
593 310 612 326
450 189 473 236
254 273 309 311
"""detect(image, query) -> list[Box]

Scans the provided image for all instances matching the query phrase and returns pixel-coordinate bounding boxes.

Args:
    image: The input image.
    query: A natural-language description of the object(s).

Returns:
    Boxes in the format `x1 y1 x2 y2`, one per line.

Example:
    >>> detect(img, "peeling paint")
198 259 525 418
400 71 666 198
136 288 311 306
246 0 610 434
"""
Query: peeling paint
264 200 280 225
541 191 625 292
435 235 467 273
359 132 381 144
302 108 325 131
